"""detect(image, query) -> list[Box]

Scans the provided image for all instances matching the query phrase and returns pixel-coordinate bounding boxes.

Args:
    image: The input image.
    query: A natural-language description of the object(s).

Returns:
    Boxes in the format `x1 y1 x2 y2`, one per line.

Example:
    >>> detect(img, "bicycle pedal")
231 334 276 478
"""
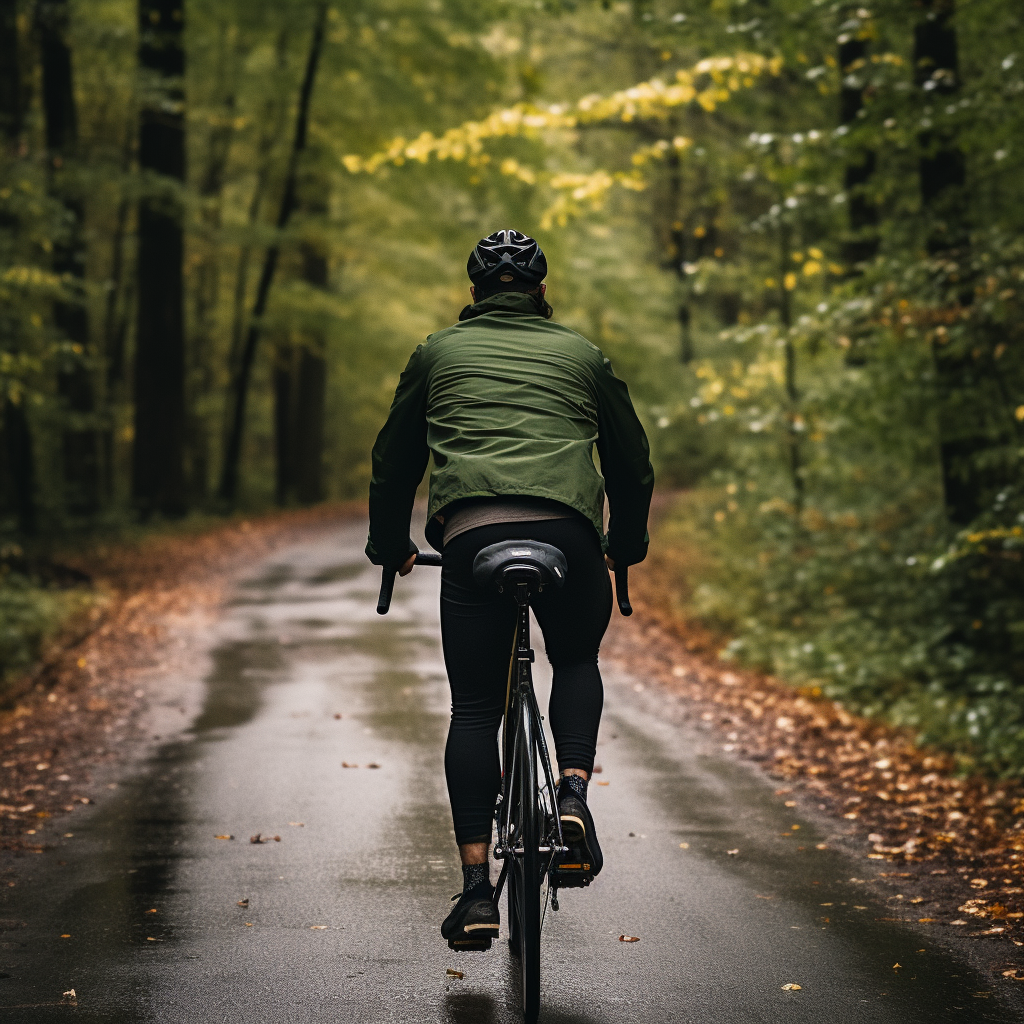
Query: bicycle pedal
448 938 492 952
551 865 593 888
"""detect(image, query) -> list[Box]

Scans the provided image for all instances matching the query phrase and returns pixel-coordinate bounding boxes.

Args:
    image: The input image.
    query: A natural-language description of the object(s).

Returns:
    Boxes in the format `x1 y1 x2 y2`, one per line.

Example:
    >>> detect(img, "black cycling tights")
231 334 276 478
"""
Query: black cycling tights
440 517 612 845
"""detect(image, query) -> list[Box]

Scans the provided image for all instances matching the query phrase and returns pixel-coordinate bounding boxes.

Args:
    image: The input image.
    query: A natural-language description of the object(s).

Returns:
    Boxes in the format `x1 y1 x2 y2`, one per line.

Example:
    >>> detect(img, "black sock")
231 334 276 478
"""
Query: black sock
561 772 588 802
462 861 491 898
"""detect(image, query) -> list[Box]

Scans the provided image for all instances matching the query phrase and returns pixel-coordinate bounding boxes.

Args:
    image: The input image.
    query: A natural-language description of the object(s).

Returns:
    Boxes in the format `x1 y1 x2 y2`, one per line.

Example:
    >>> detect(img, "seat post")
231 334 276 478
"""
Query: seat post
514 582 532 687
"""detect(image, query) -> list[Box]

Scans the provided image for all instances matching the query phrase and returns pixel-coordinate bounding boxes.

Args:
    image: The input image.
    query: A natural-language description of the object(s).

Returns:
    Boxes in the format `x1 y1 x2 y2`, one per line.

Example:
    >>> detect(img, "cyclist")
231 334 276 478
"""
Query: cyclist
366 230 654 947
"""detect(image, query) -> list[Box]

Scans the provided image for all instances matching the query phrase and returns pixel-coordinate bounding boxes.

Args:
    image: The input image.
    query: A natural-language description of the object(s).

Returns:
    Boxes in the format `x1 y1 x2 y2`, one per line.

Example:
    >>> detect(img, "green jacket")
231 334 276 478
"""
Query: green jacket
366 292 654 569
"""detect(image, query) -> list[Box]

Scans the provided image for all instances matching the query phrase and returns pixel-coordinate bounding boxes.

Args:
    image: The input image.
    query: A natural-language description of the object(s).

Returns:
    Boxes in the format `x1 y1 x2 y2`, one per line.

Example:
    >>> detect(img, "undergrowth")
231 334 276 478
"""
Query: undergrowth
648 487 1024 778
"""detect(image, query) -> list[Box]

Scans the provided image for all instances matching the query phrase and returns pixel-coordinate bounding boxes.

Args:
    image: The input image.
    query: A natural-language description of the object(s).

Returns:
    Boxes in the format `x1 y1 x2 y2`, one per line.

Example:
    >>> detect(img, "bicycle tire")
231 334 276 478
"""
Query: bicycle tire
511 697 541 1022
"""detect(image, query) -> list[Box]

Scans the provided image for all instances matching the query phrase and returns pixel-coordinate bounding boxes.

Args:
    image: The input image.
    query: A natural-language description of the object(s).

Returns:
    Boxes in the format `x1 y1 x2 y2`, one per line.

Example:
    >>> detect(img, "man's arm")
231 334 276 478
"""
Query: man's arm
365 345 430 569
594 356 655 567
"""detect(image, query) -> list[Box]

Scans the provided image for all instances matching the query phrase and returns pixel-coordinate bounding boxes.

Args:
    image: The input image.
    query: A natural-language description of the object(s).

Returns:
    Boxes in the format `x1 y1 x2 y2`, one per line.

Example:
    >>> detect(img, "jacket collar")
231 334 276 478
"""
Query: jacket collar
458 291 546 322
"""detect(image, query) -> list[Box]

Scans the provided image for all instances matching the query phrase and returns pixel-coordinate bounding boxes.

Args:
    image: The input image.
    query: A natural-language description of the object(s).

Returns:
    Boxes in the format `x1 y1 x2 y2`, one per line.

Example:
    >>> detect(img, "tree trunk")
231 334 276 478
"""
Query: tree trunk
273 345 293 506
133 0 186 517
0 0 23 144
294 346 325 504
189 43 237 503
219 2 327 505
293 203 328 505
664 148 693 363
273 179 329 507
38 0 99 516
3 398 37 534
914 0 984 526
0 0 37 534
838 8 878 268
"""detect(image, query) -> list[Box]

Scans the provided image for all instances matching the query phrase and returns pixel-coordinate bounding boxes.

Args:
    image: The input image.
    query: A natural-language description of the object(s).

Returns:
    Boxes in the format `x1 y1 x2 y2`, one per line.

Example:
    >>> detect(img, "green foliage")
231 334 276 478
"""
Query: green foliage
0 561 95 688
2 0 1023 770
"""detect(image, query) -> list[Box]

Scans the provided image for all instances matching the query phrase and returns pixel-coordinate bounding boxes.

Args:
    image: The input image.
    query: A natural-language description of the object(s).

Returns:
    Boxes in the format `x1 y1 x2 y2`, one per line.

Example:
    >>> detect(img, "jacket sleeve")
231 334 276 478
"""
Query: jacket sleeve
593 355 655 567
365 345 430 569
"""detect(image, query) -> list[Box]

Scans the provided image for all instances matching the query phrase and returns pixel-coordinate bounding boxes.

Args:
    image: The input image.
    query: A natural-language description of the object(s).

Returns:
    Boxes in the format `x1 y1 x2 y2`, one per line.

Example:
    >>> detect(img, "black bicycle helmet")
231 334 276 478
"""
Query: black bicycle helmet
467 229 547 299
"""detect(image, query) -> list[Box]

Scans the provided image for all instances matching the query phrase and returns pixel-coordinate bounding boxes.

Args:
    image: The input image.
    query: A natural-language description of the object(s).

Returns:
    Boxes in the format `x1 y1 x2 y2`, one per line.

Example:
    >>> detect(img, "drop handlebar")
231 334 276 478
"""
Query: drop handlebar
376 551 442 615
377 550 632 618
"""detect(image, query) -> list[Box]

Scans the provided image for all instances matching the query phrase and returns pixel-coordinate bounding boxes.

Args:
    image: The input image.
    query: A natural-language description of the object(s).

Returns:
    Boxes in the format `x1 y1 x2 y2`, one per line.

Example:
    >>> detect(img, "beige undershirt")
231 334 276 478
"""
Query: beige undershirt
442 497 574 547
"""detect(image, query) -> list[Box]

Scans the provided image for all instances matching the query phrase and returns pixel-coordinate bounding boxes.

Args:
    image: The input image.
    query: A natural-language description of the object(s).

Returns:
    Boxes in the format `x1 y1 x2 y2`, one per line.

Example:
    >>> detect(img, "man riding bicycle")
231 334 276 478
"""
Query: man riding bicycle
366 230 654 948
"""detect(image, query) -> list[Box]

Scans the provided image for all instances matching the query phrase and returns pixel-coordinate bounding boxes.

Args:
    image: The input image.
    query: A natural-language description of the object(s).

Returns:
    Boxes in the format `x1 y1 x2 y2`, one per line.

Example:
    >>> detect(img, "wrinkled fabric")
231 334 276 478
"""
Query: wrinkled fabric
366 293 654 569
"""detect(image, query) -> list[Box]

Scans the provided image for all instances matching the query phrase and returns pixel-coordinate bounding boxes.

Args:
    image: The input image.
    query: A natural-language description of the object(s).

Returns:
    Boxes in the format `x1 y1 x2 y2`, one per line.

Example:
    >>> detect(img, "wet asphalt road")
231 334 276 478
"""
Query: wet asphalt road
1 521 1021 1022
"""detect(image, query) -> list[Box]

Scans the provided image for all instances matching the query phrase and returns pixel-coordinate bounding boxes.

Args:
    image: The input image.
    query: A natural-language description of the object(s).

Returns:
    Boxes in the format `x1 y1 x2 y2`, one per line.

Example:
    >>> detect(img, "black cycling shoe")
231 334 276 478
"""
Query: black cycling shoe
441 888 499 951
553 786 603 887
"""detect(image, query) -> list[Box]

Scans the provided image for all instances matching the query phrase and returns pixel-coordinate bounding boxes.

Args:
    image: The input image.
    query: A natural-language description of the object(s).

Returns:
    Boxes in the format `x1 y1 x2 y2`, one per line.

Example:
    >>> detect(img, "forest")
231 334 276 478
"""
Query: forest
1 0 1022 774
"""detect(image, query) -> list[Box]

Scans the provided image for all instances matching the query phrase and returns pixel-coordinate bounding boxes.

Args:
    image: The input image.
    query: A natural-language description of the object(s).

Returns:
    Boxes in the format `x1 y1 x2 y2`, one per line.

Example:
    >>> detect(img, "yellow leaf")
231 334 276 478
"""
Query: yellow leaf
783 272 797 291
802 260 822 276
808 247 824 259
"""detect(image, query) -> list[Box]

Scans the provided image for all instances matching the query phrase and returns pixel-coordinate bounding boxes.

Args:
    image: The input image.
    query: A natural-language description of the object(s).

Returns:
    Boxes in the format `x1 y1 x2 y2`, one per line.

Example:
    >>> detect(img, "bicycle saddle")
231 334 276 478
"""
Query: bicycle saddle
472 540 568 593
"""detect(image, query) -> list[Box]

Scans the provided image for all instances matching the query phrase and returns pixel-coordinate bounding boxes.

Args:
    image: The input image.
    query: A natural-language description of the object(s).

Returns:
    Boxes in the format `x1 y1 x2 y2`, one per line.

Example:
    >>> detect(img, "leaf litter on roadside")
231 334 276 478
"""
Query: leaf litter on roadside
603 612 1024 940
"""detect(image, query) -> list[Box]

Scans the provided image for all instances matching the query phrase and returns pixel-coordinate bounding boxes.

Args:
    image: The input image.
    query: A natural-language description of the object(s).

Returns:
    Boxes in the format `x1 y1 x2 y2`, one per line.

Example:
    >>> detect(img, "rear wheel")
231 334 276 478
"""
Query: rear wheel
508 701 541 1022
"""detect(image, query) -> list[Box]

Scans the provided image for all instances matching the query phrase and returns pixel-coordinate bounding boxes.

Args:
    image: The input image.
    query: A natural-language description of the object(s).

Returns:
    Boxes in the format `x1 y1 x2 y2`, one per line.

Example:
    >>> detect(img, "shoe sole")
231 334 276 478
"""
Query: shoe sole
447 936 494 951
556 812 599 886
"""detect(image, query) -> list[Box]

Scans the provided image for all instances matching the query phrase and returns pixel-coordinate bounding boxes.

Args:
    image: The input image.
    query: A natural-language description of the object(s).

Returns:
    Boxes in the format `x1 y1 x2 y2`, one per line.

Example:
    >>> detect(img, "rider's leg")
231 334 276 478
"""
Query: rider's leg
531 519 612 778
440 527 518 857
460 842 488 865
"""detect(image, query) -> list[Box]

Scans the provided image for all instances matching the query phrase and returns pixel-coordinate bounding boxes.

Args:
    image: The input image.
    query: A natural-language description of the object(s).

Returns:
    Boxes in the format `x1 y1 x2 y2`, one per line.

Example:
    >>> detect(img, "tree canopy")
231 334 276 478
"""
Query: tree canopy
1 0 1023 773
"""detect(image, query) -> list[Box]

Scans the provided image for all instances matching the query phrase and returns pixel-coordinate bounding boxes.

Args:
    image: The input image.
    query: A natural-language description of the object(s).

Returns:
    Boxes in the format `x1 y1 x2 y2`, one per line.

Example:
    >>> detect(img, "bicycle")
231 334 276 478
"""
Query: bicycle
377 542 631 1024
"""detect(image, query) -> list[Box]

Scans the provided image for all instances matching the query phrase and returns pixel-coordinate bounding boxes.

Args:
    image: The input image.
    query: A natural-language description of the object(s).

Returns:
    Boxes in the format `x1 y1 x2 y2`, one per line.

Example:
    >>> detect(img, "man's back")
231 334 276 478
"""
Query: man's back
421 293 607 533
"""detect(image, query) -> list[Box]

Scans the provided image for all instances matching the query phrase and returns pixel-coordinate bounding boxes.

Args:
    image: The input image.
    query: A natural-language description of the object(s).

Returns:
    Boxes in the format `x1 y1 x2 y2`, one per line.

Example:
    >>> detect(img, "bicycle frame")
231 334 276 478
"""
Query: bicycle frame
492 582 565 902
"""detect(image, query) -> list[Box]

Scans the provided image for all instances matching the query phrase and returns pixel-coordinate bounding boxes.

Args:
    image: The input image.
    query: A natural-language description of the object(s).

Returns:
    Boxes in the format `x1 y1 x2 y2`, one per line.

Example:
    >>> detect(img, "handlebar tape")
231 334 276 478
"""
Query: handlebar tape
614 567 632 617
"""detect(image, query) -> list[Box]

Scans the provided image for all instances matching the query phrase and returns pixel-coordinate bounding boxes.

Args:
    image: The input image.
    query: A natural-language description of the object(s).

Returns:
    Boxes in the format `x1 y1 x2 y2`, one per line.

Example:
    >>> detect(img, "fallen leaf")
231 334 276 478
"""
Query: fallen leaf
892 963 901 970
250 834 263 844
310 925 327 930
60 933 71 938
446 968 464 979
214 834 233 841
618 935 640 942
970 878 988 889
341 762 356 768
781 983 802 991
334 713 342 719
815 843 827 850
592 765 603 773
596 780 609 786
146 908 157 914
1002 969 1024 981
366 763 381 769
289 822 304 827
917 917 936 923
244 922 253 927
61 989 77 1003
679 842 690 849
727 848 739 856
237 899 249 907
